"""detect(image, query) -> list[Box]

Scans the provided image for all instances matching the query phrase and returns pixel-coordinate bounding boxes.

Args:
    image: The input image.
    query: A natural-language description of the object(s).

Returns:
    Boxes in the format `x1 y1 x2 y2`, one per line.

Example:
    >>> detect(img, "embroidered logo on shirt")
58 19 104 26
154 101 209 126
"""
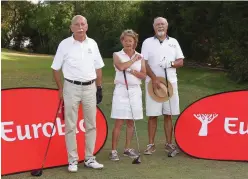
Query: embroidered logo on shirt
168 44 176 48
88 48 92 54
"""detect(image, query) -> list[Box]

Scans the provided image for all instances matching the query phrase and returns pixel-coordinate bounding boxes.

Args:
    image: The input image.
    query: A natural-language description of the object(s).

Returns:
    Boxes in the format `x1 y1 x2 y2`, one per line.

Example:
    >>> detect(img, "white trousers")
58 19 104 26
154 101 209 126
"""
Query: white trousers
63 80 97 163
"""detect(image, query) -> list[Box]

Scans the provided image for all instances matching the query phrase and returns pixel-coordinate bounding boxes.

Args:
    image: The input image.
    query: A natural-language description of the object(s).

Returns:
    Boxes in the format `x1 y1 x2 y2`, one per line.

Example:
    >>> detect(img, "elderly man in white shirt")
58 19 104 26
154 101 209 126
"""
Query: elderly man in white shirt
51 15 104 172
141 17 184 156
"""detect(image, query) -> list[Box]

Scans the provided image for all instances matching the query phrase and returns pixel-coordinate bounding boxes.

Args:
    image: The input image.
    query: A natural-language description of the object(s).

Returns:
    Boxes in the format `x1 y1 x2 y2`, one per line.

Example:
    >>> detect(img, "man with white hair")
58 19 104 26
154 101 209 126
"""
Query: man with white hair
141 17 184 156
51 15 104 172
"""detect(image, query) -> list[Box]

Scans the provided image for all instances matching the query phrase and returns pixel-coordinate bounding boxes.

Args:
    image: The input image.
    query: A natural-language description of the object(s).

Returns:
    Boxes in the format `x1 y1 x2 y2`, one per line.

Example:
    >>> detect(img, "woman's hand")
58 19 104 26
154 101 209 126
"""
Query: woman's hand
127 59 146 80
132 54 143 62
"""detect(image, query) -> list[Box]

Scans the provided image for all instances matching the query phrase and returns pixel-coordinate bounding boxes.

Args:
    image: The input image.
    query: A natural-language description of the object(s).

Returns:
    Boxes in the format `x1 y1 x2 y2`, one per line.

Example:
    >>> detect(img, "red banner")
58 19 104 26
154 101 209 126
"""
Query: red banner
175 90 248 161
1 88 108 175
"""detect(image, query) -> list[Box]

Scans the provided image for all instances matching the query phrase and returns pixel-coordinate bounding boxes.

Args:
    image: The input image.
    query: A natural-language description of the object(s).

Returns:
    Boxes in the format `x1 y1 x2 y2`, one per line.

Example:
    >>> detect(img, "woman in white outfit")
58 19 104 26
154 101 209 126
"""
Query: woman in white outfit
109 29 146 161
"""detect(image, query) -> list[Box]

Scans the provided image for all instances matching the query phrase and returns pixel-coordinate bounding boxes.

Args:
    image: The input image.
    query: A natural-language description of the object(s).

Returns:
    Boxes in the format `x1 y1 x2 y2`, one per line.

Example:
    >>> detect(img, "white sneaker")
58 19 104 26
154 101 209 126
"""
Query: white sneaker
68 161 78 172
109 150 120 161
84 157 104 169
165 143 179 154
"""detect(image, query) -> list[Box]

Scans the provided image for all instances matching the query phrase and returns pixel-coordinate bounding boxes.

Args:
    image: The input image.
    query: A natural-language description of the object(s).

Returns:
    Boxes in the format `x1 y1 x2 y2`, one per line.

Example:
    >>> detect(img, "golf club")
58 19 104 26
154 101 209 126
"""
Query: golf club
31 99 63 177
123 70 141 164
163 65 179 158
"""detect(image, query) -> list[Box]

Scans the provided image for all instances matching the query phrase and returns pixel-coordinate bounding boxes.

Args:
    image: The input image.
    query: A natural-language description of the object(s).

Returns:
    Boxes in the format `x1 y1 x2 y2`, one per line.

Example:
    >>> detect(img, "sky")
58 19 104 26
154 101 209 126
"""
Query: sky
27 0 45 4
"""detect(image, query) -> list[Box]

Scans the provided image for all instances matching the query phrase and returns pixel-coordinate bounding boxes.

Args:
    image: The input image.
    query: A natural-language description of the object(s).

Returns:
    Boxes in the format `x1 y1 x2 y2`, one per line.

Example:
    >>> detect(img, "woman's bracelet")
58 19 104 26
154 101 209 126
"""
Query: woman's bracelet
126 68 132 73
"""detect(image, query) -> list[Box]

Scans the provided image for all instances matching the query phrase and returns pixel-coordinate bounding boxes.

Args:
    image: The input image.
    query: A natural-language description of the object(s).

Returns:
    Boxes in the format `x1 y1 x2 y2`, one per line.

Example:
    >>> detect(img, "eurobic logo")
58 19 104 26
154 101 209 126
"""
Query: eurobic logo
194 113 218 136
1 88 108 176
194 113 248 136
1 118 86 142
175 90 248 161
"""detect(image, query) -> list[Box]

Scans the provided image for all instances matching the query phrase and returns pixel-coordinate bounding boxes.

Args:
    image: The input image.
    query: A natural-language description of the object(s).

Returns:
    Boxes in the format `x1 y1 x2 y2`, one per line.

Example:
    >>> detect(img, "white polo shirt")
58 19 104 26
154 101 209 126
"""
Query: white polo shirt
141 36 184 83
51 35 104 82
114 49 142 85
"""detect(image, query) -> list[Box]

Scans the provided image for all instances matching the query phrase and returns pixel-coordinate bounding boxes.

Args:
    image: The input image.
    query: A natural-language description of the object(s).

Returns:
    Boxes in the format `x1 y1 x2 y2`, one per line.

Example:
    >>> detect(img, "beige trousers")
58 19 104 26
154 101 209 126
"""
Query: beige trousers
63 80 97 163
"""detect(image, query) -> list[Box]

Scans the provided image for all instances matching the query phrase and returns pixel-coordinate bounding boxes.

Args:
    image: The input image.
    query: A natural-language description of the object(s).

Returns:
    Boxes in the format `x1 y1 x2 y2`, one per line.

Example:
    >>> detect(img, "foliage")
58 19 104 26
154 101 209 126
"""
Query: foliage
1 1 248 82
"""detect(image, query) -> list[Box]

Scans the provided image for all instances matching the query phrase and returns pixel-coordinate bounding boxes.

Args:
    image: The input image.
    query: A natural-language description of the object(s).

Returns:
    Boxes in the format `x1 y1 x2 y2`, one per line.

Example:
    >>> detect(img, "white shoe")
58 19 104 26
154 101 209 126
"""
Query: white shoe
109 150 120 161
68 161 78 172
84 157 104 169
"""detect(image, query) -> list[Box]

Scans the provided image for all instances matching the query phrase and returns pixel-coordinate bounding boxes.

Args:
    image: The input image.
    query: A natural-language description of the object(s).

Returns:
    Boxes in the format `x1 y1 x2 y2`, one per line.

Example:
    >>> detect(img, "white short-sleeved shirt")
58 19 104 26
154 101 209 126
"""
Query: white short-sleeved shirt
114 49 142 85
51 35 105 82
141 36 184 83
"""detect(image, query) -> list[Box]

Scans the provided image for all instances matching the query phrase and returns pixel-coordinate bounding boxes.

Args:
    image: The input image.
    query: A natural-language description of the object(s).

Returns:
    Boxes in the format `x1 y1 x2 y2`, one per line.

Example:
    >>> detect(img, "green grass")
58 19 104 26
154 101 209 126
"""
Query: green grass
1 49 248 179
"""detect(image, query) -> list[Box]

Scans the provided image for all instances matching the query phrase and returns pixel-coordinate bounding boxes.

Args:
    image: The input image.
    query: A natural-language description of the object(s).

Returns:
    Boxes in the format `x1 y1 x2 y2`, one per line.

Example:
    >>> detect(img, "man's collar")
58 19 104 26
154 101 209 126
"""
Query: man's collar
120 49 138 55
153 35 169 40
71 34 89 43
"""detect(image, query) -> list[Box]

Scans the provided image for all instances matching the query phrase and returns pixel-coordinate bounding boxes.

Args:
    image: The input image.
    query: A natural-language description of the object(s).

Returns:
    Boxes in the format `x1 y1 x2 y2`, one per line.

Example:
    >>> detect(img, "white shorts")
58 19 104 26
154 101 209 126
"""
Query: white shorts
111 84 143 120
145 82 180 116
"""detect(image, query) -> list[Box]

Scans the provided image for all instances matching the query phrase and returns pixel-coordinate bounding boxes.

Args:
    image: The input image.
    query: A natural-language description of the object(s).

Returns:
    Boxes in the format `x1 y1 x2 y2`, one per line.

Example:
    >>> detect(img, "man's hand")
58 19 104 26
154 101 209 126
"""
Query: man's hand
53 70 63 99
96 86 103 104
152 77 161 90
126 54 143 72
159 58 171 69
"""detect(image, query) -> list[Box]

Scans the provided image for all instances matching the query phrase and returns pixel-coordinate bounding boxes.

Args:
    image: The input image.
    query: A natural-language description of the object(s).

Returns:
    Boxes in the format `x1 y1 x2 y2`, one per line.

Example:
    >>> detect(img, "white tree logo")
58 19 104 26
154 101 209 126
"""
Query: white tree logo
194 114 218 136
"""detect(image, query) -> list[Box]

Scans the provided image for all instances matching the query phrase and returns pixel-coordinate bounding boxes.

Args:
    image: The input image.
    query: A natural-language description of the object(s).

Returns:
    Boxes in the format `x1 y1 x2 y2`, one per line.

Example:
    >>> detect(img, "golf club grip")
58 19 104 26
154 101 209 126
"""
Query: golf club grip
164 68 173 116
123 70 129 90
41 99 63 168
164 69 169 92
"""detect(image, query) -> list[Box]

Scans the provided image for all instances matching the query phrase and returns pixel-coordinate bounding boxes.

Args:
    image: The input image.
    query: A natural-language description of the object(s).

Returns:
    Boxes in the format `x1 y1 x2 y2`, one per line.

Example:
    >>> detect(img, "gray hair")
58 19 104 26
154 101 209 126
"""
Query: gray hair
153 17 168 27
71 15 87 25
120 29 139 49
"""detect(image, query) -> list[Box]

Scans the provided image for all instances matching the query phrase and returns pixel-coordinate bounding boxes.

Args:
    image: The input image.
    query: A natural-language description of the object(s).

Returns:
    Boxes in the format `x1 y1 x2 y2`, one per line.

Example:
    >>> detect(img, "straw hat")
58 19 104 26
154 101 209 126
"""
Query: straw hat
147 77 173 103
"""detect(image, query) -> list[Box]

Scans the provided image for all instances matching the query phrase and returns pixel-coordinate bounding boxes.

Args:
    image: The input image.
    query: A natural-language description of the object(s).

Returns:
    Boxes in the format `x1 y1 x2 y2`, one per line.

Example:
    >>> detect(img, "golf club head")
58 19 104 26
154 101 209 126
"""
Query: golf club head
168 152 173 157
31 169 43 177
132 155 141 164
168 150 178 157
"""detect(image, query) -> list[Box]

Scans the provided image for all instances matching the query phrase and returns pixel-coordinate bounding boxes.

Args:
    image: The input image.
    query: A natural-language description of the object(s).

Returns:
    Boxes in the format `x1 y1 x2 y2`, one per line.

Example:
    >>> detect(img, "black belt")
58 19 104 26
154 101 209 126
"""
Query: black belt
65 78 95 86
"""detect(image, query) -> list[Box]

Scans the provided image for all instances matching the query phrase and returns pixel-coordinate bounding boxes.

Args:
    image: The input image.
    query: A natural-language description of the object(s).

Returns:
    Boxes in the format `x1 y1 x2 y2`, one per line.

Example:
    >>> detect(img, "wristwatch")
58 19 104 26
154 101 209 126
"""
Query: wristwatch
171 61 174 67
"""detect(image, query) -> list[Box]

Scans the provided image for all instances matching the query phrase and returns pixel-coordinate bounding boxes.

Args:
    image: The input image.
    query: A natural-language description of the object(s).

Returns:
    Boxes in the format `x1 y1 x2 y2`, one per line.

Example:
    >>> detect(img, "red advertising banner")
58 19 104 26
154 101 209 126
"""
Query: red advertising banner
175 90 248 161
1 88 108 175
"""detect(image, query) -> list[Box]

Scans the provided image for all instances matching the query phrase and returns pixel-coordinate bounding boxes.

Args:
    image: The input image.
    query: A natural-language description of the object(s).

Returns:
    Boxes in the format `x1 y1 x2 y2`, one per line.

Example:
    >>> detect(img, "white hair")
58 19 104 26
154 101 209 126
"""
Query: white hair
153 17 168 27
71 15 87 25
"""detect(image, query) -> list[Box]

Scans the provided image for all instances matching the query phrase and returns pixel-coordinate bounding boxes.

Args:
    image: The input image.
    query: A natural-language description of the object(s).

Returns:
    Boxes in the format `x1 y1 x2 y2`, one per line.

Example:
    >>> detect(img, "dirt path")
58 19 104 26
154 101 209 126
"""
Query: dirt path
2 50 53 58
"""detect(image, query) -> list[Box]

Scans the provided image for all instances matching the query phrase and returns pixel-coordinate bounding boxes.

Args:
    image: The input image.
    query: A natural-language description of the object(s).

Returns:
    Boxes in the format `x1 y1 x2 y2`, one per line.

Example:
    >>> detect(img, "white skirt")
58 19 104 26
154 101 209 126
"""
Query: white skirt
110 84 143 120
